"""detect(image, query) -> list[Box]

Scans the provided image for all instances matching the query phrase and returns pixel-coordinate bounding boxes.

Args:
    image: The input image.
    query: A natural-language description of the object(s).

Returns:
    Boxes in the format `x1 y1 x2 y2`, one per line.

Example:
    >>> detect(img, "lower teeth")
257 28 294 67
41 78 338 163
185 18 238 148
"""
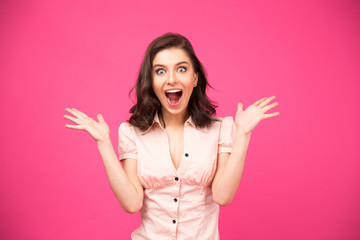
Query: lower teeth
169 98 179 104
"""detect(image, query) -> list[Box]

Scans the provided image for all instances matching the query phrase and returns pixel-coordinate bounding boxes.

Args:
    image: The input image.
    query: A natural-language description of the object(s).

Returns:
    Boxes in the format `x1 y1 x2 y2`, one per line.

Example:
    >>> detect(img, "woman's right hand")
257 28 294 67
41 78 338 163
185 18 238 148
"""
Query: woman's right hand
64 108 110 143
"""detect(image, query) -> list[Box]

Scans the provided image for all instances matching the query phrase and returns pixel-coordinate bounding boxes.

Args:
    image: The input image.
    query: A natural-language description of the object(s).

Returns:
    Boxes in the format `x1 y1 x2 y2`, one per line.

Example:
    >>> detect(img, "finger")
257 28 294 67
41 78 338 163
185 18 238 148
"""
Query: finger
64 114 81 124
65 108 83 119
253 97 267 106
263 112 280 119
259 96 276 108
97 113 105 123
65 124 84 130
71 108 88 118
262 102 279 112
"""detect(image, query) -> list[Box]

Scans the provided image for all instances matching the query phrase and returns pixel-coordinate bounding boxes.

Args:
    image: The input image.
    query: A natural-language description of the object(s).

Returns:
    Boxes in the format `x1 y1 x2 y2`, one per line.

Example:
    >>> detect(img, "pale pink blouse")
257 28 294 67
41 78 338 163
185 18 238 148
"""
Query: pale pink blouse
118 112 236 240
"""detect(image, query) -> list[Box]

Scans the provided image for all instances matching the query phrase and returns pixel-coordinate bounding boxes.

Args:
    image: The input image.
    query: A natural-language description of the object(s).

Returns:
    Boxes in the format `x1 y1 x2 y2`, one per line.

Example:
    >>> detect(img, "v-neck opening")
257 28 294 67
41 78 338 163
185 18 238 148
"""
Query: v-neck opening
163 127 185 173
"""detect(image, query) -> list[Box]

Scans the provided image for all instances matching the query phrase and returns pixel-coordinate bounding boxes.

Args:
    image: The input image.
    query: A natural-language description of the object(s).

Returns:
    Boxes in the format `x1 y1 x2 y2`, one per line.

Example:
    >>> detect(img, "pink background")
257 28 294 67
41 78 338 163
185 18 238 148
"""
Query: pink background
1 0 359 239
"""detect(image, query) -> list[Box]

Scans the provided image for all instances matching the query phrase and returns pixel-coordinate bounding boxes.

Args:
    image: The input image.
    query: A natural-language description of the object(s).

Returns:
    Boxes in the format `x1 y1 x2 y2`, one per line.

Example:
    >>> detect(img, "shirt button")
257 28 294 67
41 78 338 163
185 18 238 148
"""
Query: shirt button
172 219 176 224
185 153 189 157
175 177 179 181
174 198 178 202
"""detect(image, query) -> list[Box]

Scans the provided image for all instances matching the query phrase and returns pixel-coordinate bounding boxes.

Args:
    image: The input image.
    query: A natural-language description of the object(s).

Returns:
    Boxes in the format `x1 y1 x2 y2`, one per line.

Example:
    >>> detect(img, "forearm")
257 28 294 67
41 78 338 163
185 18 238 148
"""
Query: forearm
97 138 142 213
213 130 251 205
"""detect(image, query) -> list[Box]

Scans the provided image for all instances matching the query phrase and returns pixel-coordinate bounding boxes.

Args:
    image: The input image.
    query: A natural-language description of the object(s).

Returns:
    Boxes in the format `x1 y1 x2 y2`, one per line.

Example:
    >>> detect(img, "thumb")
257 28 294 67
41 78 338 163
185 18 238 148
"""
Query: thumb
237 102 243 111
97 113 105 123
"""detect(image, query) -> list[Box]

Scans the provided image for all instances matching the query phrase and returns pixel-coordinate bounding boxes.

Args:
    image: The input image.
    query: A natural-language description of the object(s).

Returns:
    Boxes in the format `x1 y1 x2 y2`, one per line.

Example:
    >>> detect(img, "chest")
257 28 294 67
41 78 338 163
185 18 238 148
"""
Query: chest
135 123 220 189
165 129 184 170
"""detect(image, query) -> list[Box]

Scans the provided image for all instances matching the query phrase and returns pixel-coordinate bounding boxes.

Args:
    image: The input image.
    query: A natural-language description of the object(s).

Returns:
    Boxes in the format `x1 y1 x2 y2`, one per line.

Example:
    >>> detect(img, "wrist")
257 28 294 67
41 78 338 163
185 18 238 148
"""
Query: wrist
96 136 112 148
235 128 251 137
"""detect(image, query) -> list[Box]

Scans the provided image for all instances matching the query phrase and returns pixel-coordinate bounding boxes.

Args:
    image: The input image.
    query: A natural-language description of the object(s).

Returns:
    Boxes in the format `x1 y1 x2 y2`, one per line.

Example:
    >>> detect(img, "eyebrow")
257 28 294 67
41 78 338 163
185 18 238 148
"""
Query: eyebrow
153 61 189 68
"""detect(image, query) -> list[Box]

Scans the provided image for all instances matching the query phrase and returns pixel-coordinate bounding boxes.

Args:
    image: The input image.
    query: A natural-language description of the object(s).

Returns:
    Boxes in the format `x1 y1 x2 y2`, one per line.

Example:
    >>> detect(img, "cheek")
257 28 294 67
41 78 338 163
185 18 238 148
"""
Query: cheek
184 79 195 91
187 88 194 98
151 78 160 91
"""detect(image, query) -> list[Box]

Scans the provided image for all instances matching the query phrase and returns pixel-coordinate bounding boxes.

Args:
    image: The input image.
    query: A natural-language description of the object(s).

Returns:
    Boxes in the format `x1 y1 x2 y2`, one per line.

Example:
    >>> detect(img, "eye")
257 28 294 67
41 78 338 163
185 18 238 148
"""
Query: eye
156 69 165 75
178 66 187 72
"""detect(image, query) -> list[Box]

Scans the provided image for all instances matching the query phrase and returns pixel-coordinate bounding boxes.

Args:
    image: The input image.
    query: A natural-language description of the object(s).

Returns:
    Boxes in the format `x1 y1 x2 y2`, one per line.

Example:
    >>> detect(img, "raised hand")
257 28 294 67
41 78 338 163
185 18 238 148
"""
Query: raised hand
64 108 110 143
235 96 279 135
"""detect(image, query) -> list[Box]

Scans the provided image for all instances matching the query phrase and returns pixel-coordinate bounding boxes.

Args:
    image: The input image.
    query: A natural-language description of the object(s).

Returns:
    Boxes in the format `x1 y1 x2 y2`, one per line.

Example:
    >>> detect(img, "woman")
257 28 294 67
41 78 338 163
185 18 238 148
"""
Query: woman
64 32 279 239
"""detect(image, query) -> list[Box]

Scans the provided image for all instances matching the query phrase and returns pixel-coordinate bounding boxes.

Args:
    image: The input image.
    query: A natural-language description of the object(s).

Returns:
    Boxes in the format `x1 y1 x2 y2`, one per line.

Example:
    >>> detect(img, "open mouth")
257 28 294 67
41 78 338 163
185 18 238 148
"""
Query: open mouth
165 89 183 106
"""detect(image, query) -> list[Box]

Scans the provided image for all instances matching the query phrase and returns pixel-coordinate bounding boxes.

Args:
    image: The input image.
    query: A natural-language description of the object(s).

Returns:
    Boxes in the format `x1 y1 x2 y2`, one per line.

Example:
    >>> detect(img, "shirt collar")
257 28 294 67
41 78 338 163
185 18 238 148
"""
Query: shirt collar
140 111 208 135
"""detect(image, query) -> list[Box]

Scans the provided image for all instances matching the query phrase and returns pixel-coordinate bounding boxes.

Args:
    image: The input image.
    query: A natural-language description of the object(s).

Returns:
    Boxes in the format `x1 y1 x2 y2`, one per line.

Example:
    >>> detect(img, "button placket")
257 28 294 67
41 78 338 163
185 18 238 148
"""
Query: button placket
171 175 181 229
177 126 192 175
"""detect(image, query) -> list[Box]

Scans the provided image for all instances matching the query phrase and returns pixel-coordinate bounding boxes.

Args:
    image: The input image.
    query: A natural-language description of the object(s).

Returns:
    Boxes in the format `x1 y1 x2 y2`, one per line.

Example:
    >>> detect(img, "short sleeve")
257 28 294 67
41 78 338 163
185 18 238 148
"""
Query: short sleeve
218 116 236 153
118 122 138 161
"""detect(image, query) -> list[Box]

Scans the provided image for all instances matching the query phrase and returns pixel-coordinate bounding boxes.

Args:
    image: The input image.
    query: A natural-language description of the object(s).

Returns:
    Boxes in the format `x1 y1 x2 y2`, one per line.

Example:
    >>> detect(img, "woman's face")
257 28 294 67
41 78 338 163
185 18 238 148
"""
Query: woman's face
152 47 198 118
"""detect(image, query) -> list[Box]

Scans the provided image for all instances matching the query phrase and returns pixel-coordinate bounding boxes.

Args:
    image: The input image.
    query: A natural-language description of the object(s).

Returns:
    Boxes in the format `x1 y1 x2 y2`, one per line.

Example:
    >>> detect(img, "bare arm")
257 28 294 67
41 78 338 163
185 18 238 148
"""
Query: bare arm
212 96 279 206
64 108 143 213
212 133 250 206
97 139 143 213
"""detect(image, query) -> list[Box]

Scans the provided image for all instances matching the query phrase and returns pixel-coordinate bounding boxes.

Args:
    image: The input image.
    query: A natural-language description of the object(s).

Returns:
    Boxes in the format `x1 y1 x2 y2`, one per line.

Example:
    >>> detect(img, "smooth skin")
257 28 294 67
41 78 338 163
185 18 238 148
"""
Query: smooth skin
64 49 279 210
64 108 143 213
211 96 279 205
151 47 199 170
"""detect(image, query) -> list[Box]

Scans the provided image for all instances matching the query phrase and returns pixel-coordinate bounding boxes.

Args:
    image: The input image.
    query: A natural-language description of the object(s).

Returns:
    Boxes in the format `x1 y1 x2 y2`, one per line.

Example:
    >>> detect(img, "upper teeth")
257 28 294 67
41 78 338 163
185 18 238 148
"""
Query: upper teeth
166 90 181 93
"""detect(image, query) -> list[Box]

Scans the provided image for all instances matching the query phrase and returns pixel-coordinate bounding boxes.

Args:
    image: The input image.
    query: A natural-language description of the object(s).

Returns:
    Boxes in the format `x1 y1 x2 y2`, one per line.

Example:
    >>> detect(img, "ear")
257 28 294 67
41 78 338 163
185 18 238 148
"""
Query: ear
194 73 199 86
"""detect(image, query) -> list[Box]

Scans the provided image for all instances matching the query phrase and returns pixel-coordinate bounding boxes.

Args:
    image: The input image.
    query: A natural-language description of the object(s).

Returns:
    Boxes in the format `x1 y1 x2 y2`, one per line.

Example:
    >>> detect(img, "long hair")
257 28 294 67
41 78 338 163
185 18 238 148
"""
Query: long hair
128 32 217 131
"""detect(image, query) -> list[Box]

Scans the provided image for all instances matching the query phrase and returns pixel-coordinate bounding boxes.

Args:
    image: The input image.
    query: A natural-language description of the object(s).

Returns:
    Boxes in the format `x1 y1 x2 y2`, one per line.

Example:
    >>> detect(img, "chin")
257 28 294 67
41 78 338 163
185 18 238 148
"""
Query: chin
161 101 187 115
163 106 184 115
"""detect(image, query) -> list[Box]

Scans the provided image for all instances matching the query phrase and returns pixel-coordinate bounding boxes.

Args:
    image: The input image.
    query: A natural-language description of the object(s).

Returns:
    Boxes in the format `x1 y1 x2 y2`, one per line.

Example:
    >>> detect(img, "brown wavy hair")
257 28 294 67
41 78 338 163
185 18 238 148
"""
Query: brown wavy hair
128 32 217 131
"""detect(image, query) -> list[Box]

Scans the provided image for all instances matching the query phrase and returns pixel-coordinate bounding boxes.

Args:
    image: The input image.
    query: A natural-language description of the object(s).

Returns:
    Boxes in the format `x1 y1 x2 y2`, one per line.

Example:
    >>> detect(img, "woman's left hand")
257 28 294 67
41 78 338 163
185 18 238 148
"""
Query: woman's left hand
235 96 280 135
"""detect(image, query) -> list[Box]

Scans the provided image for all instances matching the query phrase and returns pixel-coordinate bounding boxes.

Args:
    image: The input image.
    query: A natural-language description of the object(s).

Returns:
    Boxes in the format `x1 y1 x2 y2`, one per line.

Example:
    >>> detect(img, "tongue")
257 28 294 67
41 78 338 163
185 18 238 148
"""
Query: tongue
166 92 181 100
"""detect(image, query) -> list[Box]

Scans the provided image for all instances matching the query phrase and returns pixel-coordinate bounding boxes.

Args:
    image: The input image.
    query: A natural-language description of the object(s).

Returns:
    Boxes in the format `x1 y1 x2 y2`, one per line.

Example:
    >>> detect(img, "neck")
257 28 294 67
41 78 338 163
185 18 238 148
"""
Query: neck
160 108 189 129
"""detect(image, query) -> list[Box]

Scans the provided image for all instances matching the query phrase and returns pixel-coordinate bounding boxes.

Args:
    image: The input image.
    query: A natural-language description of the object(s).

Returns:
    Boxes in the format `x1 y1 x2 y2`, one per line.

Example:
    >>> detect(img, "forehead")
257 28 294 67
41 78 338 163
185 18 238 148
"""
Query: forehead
152 48 191 66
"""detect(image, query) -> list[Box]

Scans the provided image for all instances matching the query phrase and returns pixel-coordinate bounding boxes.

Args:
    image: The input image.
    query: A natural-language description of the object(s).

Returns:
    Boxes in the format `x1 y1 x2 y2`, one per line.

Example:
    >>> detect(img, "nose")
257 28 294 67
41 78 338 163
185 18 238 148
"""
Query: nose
167 71 177 84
